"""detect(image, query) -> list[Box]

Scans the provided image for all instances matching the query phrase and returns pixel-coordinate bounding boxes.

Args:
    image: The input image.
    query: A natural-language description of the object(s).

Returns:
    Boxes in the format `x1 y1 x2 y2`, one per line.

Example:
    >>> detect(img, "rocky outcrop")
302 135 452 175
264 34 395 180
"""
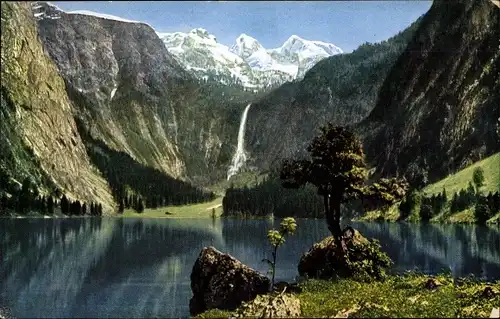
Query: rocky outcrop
33 2 255 184
1 2 115 210
358 0 500 184
233 292 301 318
298 229 392 281
189 246 270 316
34 2 190 178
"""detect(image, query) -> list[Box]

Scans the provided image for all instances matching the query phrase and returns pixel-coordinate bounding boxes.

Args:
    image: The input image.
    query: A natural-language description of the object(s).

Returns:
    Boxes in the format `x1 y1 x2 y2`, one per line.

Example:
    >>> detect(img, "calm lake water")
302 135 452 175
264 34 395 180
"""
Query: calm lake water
1 217 499 318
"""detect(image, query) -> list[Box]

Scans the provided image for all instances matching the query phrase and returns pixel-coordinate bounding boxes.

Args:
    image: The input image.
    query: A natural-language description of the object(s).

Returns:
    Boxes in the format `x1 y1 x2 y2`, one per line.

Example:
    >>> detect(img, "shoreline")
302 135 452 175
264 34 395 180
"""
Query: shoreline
197 272 500 318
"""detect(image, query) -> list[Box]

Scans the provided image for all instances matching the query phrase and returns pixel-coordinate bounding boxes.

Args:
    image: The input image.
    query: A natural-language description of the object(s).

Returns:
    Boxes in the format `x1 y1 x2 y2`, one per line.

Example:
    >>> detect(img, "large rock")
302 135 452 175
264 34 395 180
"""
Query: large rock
298 228 392 281
233 293 301 318
189 246 270 316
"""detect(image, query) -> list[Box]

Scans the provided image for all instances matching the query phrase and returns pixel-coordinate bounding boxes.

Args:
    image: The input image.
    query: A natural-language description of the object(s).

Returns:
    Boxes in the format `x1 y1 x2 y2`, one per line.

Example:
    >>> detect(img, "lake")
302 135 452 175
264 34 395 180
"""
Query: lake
1 217 499 318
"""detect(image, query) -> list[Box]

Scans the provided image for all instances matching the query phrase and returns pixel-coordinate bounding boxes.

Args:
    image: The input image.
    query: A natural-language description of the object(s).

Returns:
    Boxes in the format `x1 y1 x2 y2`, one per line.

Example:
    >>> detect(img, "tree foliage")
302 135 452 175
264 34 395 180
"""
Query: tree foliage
472 167 485 189
263 217 297 290
280 124 408 237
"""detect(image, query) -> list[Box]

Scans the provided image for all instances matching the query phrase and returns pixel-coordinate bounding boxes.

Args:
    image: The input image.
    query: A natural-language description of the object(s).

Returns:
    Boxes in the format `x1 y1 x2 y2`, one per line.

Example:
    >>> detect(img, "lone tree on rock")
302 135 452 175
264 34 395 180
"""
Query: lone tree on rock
280 124 408 251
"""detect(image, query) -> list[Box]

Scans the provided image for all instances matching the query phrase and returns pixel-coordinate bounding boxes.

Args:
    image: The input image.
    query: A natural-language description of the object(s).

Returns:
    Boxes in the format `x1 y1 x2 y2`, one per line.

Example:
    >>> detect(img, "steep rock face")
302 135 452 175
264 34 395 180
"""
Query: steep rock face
34 3 254 184
34 2 188 178
244 20 421 171
359 0 500 184
0 2 114 209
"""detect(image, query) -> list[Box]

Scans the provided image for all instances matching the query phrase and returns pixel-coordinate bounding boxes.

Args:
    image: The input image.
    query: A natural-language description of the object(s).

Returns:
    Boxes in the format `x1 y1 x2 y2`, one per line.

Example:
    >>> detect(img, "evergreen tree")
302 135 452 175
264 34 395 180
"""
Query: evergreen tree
118 199 125 214
47 196 54 215
61 195 69 216
40 196 47 214
98 203 103 216
19 177 32 214
475 201 491 225
74 200 82 216
137 198 144 214
82 203 87 216
472 167 485 189
0 194 8 215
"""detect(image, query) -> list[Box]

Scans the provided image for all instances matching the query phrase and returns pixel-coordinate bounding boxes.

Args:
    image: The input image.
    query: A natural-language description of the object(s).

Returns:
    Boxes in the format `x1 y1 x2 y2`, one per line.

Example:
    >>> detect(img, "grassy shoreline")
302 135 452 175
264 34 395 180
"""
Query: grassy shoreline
357 204 500 225
197 273 500 318
121 197 224 218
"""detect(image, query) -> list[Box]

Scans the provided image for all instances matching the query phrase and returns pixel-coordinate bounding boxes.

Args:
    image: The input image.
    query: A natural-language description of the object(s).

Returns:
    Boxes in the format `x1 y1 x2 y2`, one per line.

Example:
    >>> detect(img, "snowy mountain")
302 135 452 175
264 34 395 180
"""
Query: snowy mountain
31 3 343 89
159 29 343 89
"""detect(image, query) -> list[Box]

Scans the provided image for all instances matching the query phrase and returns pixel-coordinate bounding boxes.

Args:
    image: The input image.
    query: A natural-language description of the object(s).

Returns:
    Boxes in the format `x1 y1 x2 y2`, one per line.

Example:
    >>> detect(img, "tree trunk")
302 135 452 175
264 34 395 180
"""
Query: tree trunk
323 194 347 261
324 194 336 236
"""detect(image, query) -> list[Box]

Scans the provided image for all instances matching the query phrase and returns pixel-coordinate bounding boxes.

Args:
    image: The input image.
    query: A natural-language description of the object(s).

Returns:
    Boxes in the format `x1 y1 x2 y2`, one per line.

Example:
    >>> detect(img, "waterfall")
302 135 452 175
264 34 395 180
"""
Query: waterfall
227 103 252 180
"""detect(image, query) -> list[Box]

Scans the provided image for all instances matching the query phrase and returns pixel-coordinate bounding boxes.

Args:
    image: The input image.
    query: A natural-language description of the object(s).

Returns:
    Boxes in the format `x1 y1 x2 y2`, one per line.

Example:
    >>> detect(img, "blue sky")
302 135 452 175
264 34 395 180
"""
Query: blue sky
54 1 432 53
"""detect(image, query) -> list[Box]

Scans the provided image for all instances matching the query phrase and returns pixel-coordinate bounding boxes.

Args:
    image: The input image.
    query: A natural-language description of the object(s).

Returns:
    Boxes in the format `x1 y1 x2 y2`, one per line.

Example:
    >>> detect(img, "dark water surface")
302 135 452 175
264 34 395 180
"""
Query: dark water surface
1 217 499 318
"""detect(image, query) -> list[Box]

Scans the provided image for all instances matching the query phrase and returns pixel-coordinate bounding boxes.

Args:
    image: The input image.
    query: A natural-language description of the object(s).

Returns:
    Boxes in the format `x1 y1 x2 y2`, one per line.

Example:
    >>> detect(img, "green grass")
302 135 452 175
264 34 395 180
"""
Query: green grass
359 203 401 222
208 171 268 196
360 153 500 224
423 152 500 196
121 197 223 218
197 273 500 318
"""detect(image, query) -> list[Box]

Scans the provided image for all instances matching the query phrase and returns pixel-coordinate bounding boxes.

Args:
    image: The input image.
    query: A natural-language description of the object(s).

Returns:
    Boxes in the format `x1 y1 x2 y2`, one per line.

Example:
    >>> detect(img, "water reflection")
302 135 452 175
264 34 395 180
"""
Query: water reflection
0 218 499 318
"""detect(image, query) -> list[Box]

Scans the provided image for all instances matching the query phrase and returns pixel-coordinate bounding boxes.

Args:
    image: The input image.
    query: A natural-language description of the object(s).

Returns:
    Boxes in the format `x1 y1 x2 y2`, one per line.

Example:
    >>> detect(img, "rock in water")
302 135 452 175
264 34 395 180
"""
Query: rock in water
298 228 392 280
189 246 270 316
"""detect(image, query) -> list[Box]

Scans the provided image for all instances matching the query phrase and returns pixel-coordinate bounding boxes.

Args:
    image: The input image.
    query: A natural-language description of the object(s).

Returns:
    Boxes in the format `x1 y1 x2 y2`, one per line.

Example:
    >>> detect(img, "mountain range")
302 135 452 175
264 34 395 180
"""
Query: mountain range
1 0 498 213
158 29 343 89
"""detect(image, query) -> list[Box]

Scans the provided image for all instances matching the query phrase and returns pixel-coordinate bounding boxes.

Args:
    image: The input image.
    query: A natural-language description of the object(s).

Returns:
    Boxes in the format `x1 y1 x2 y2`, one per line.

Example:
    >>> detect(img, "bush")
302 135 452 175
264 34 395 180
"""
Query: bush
345 239 393 282
475 203 492 224
472 167 485 189
419 203 433 222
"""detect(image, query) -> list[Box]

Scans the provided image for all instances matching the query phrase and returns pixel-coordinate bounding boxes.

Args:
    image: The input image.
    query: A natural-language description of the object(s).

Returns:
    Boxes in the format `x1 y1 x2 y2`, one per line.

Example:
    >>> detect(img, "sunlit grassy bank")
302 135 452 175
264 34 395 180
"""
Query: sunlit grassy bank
360 153 500 224
121 197 223 218
196 273 500 318
423 153 500 196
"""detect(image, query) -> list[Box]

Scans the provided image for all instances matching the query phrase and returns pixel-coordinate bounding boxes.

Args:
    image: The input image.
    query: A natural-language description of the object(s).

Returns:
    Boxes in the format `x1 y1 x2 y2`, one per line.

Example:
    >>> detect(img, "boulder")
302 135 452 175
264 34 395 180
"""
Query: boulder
424 278 443 290
233 293 301 318
189 246 270 316
298 228 392 281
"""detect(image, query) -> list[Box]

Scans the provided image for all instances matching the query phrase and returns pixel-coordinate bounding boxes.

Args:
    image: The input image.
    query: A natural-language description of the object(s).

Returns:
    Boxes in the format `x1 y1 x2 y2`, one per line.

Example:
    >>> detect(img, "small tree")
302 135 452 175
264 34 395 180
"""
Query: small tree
136 198 144 214
118 199 125 214
262 217 297 290
60 195 69 216
475 202 491 224
473 167 485 190
47 197 54 215
280 124 408 252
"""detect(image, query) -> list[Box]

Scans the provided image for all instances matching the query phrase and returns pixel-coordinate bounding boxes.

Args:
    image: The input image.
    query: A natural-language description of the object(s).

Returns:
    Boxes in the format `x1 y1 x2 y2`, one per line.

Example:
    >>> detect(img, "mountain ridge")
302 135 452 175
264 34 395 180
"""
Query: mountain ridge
357 0 500 185
159 28 343 89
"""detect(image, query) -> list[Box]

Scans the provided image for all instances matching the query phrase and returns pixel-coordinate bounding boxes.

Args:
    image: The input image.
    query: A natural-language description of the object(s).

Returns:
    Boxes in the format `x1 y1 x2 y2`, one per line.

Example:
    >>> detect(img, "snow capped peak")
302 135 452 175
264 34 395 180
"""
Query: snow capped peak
189 28 217 42
31 1 63 20
230 33 265 59
66 10 140 23
273 34 343 62
159 28 342 88
32 2 146 24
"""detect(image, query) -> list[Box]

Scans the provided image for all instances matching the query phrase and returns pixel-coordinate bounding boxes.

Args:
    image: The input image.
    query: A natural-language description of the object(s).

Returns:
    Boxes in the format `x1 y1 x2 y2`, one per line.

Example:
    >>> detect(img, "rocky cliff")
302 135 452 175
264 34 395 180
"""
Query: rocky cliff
33 2 255 184
358 0 500 184
243 19 421 171
0 2 115 210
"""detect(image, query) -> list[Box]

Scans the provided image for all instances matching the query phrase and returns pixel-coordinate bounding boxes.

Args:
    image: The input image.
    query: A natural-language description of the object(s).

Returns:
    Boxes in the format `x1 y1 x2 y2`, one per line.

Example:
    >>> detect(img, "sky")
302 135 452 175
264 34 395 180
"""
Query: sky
54 1 432 53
